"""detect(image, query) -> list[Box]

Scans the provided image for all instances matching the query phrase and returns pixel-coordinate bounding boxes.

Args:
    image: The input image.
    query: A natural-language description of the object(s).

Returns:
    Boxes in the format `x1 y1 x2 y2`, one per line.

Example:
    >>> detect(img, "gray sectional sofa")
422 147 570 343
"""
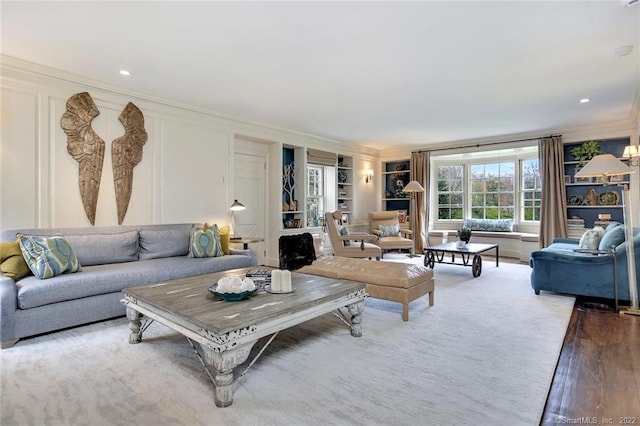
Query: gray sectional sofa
0 223 258 348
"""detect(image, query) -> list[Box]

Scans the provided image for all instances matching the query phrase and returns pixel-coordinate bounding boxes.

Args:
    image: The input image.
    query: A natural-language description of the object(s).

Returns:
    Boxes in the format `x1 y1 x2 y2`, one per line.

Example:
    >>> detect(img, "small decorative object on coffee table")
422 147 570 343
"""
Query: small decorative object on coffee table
457 227 472 243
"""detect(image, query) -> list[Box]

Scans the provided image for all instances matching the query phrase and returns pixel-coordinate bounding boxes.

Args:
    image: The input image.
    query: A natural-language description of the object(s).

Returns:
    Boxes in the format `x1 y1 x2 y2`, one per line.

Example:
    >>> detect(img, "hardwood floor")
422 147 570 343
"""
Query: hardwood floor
541 298 640 425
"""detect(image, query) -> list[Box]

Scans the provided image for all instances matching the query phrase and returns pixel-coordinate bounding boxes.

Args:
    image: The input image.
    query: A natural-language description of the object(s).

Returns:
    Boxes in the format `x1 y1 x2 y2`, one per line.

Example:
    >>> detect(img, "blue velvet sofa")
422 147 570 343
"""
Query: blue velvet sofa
0 224 258 348
530 222 640 301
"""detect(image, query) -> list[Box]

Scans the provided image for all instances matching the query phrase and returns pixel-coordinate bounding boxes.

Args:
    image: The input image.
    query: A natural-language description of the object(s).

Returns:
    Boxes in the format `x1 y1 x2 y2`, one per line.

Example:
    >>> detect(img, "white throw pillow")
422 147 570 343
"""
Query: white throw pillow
578 226 605 250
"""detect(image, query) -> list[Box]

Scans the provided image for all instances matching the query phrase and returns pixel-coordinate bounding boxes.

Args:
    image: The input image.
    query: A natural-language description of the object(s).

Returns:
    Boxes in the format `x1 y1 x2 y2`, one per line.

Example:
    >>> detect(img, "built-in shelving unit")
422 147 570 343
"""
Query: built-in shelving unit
337 155 353 223
282 146 304 230
381 159 410 213
564 137 630 230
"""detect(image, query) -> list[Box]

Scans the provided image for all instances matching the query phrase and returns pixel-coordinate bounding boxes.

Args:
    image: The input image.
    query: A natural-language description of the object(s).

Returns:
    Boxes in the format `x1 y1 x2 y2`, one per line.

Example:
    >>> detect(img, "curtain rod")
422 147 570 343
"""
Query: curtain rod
412 134 561 154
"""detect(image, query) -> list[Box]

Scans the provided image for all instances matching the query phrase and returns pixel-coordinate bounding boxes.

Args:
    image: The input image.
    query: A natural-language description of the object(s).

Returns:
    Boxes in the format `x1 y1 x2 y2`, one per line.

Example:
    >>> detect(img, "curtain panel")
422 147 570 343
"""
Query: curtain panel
539 135 568 248
410 152 428 253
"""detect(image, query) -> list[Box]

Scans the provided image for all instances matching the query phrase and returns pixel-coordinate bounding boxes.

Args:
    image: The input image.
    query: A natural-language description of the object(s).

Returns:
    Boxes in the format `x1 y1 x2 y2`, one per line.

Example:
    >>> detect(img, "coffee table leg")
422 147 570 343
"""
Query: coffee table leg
203 341 257 407
126 307 143 344
347 300 364 337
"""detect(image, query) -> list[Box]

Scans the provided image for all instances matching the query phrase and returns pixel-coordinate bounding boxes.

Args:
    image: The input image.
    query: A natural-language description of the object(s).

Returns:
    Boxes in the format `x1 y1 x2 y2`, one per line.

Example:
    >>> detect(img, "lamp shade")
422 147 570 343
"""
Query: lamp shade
229 199 246 211
623 145 640 158
402 180 425 193
574 154 634 178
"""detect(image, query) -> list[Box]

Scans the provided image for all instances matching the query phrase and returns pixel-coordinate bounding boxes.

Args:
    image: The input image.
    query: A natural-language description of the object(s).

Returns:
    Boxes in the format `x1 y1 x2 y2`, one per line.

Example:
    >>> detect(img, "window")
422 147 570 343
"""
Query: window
470 162 514 219
433 145 540 226
437 165 464 220
306 165 324 227
521 158 541 221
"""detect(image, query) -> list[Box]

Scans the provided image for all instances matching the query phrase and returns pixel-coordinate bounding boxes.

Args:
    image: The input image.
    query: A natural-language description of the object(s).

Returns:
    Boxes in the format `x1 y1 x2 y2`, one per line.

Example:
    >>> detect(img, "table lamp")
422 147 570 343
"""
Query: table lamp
229 199 246 240
575 154 638 315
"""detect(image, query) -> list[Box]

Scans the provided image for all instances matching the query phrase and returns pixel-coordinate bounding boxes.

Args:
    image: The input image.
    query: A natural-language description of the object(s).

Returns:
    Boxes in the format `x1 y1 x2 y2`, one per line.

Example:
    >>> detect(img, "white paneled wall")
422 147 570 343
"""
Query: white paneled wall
0 58 379 263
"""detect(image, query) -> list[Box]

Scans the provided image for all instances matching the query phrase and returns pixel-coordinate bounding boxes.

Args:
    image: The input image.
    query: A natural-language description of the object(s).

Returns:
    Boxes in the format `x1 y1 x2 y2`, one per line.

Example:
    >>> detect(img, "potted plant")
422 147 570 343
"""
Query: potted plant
457 227 472 244
571 140 602 169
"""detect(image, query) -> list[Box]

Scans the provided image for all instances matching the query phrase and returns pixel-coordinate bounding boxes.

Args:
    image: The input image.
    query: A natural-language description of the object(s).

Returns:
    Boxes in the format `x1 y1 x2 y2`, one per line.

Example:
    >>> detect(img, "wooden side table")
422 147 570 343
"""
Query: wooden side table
230 237 264 250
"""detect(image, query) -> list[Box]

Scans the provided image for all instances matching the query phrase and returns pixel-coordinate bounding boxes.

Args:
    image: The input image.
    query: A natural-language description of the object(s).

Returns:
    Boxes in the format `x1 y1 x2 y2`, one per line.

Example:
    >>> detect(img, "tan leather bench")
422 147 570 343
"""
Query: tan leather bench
298 256 434 321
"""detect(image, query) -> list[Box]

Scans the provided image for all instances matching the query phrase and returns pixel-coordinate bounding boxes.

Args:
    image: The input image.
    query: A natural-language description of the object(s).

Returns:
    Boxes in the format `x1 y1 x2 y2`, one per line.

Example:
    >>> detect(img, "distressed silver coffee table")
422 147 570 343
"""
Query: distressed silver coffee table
121 268 367 407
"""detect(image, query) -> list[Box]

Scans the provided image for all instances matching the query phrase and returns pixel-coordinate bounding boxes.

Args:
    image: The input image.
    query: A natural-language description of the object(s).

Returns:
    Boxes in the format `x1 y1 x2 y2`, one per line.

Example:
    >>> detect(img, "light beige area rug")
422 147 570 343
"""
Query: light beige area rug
1 261 574 426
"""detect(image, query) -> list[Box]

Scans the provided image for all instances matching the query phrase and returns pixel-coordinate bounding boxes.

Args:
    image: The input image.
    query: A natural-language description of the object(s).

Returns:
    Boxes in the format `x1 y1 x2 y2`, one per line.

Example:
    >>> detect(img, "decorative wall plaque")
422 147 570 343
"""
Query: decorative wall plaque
60 92 105 225
112 102 147 224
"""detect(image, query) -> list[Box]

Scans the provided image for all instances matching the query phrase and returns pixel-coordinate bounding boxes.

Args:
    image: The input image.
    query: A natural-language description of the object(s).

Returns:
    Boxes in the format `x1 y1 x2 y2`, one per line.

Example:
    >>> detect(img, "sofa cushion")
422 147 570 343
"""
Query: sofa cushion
65 231 139 266
15 254 258 309
599 225 626 251
0 238 31 280
139 229 189 260
463 218 513 232
188 224 223 258
18 235 81 279
579 226 605 250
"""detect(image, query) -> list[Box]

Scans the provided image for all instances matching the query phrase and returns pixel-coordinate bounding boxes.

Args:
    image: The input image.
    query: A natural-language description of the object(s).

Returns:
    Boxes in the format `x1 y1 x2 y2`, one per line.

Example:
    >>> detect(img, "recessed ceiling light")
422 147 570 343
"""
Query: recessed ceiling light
580 98 590 104
119 70 130 76
614 45 633 57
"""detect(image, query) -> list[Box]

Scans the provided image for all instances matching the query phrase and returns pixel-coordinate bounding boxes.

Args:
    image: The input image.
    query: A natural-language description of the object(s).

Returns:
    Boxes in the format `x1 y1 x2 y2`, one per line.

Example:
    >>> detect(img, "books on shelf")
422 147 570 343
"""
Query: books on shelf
567 217 585 229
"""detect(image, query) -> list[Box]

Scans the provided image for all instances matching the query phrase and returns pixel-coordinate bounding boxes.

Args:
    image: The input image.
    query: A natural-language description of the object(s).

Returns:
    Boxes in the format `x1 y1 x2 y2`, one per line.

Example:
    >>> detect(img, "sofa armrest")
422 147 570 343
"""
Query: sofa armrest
530 250 613 265
229 248 258 264
0 275 18 343
552 238 579 244
400 229 413 237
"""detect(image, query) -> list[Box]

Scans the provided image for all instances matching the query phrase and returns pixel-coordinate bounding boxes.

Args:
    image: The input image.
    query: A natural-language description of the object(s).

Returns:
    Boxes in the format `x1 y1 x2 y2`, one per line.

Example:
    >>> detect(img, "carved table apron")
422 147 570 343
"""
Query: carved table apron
121 268 367 407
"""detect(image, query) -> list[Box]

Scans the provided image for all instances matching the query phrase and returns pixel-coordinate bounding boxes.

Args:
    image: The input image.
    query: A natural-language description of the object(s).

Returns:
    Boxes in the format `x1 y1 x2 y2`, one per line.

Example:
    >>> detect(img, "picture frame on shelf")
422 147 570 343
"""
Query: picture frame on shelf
341 214 349 224
564 175 571 184
575 176 592 183
610 174 624 183
292 218 301 228
398 210 407 223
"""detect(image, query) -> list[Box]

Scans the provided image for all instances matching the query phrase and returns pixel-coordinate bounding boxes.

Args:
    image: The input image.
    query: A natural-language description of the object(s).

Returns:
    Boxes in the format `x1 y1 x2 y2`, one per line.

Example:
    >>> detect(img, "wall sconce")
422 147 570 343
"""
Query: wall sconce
623 145 640 167
365 169 374 184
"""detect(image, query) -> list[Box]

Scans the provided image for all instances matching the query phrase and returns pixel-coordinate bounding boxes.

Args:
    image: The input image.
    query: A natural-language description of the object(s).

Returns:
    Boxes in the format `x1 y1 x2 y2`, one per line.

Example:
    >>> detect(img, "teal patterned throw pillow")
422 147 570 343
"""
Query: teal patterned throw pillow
379 223 400 237
18 235 81 279
339 226 351 246
188 224 223 258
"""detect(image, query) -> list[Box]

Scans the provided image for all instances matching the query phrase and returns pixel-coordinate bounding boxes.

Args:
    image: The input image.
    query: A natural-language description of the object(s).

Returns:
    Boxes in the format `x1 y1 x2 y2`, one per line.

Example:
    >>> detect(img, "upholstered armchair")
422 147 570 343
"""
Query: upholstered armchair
324 211 381 260
368 211 414 257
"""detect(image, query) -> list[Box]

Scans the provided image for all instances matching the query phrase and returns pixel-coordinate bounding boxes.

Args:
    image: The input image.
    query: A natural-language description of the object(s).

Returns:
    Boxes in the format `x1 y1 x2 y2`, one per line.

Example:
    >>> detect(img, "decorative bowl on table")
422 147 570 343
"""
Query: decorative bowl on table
208 284 257 301
208 276 257 301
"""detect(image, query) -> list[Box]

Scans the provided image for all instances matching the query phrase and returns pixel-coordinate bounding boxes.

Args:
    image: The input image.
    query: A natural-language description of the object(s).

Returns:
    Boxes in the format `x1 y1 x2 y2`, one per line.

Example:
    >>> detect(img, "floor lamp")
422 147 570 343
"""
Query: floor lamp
402 180 425 255
575 154 638 315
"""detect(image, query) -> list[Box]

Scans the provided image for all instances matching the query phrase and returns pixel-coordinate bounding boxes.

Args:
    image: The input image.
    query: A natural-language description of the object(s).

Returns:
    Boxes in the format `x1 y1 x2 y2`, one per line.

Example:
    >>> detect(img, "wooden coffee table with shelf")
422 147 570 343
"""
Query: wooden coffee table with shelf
121 267 367 407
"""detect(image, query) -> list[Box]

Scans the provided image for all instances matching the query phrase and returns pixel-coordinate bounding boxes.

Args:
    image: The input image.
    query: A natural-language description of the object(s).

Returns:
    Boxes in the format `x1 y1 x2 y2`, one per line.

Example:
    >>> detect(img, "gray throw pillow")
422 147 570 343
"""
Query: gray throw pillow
65 231 139 266
379 223 400 237
139 229 189 260
578 226 605 250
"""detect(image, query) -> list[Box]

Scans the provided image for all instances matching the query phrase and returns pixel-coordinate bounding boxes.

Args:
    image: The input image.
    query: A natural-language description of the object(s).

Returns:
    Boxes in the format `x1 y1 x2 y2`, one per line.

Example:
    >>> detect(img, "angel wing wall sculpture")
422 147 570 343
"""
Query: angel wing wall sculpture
60 92 105 225
112 102 148 225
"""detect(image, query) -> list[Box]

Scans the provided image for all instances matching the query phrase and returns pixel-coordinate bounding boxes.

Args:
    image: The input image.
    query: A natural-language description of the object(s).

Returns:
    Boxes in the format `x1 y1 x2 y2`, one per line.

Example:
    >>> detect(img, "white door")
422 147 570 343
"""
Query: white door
233 151 267 264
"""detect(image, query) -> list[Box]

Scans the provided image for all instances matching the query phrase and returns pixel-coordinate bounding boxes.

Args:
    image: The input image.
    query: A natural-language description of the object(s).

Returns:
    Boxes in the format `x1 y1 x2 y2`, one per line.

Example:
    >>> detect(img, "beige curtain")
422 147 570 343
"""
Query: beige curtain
410 152 427 253
539 135 568 248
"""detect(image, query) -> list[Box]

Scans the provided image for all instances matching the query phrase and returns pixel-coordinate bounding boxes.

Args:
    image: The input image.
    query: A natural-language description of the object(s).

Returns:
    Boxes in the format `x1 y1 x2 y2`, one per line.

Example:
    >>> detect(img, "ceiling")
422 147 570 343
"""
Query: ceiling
2 1 639 150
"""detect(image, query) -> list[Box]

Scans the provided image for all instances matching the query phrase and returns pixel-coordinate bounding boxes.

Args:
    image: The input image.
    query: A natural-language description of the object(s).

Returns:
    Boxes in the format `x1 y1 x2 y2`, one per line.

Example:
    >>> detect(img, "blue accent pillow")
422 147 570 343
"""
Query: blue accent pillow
578 226 605 250
339 226 351 246
379 223 400 237
462 218 514 232
188 224 223 258
18 235 81 279
599 225 626 251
